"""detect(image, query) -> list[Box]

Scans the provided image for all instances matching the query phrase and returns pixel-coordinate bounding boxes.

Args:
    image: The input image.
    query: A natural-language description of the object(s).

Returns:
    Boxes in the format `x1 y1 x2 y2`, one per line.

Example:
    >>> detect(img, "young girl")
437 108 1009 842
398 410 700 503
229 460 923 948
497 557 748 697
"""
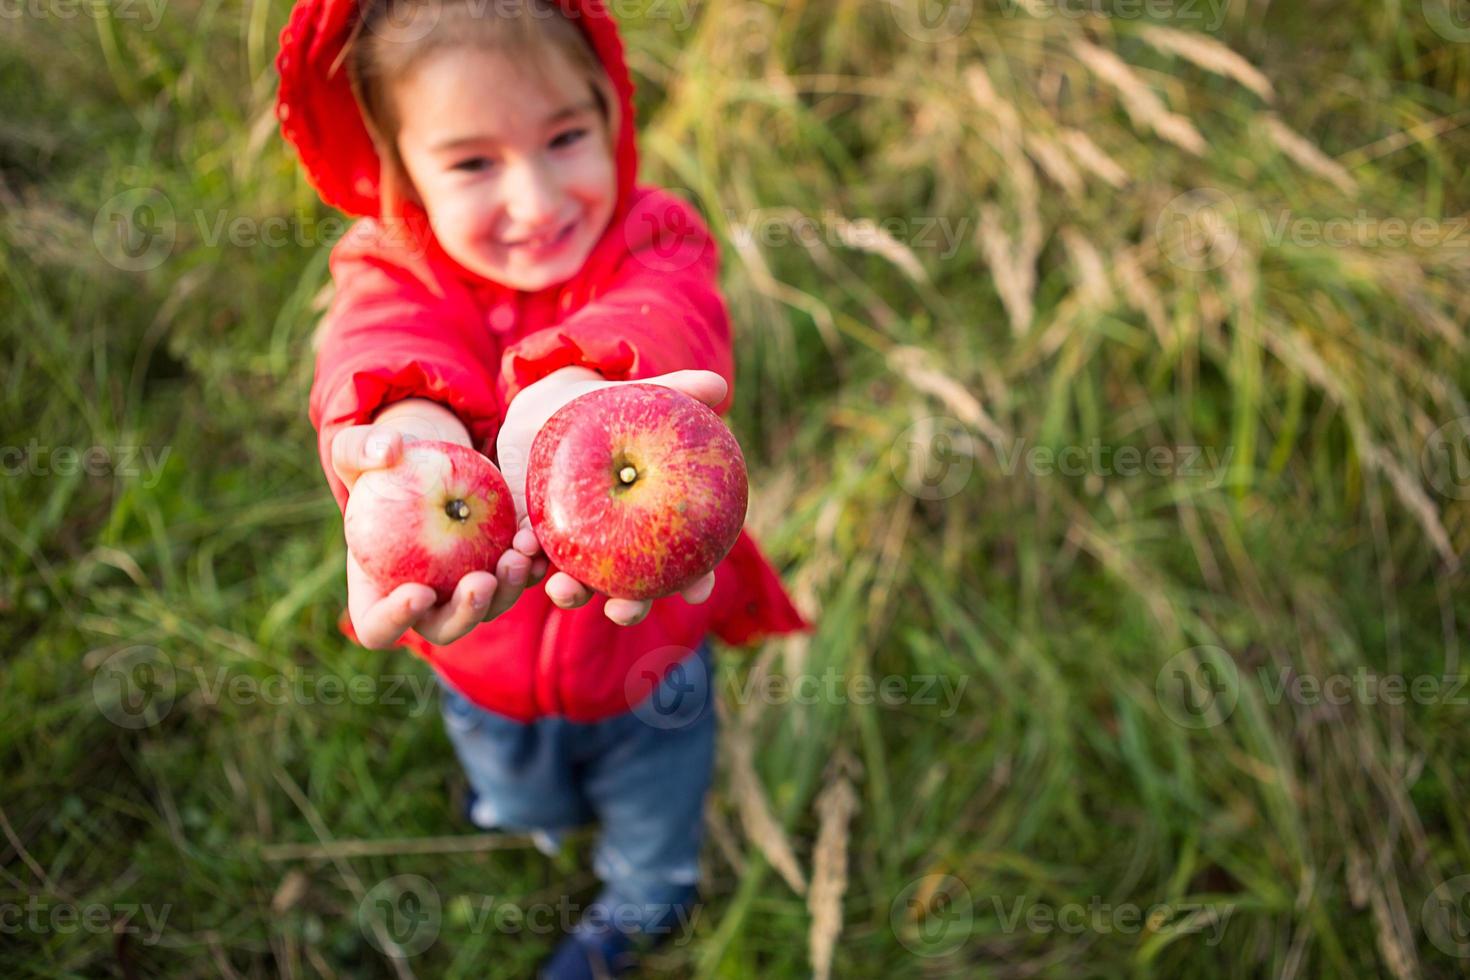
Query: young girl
274 0 810 973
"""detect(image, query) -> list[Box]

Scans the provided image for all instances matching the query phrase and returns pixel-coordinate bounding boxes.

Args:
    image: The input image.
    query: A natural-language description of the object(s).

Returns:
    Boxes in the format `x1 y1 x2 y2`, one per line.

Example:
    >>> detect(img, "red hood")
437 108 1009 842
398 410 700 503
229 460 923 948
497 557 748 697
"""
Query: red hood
274 0 640 294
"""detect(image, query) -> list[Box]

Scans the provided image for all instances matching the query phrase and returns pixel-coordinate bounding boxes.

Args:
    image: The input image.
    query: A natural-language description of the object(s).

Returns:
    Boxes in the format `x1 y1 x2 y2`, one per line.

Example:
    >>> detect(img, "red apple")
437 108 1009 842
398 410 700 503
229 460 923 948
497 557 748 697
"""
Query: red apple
344 440 517 604
526 383 748 601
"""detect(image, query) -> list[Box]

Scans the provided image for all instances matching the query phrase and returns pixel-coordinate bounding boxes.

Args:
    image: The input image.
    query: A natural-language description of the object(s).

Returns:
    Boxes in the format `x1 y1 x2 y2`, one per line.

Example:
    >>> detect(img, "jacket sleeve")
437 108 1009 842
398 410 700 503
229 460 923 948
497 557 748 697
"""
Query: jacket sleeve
497 189 736 415
309 221 501 513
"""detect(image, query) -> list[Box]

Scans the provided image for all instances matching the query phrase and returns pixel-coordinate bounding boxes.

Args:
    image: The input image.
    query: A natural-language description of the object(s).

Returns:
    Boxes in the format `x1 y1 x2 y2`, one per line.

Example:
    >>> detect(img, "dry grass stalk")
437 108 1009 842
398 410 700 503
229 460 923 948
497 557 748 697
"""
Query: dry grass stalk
1025 131 1085 197
964 63 1022 141
1263 113 1359 194
1368 874 1418 980
270 870 309 914
1112 249 1170 345
727 720 808 895
1364 444 1458 569
1059 127 1129 188
807 772 858 980
1139 25 1276 102
978 205 1037 335
887 345 1006 446
829 215 929 284
965 63 1044 334
1343 250 1465 351
1059 226 1113 307
1259 324 1349 403
1072 40 1207 156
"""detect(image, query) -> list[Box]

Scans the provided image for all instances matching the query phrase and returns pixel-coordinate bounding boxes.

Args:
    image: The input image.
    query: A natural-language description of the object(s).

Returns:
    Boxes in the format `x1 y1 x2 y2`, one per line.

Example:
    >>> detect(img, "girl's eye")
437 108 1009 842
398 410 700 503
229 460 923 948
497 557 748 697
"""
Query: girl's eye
452 157 495 173
550 128 588 150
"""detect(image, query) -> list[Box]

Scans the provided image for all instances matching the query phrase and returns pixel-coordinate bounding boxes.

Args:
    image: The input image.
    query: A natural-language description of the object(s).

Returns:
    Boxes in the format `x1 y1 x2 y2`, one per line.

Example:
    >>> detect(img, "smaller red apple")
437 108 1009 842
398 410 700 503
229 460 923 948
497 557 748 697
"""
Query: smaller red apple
344 440 517 604
526 383 749 601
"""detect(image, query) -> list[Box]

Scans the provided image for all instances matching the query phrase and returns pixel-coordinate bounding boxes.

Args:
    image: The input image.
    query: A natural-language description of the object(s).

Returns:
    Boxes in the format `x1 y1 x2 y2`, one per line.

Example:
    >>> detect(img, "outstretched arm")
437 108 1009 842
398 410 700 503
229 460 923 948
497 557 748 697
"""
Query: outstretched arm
492 191 739 628
330 400 546 649
495 367 727 627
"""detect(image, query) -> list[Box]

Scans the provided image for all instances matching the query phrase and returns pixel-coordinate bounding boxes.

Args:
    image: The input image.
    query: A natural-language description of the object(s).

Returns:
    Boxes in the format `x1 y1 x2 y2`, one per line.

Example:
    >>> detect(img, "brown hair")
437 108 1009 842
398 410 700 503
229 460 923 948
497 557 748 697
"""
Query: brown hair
343 0 617 218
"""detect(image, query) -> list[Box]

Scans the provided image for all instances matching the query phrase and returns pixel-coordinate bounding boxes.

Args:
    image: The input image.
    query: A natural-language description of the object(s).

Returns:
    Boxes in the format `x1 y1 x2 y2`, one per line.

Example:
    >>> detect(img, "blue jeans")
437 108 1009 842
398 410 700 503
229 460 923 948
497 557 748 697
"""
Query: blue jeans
437 641 716 937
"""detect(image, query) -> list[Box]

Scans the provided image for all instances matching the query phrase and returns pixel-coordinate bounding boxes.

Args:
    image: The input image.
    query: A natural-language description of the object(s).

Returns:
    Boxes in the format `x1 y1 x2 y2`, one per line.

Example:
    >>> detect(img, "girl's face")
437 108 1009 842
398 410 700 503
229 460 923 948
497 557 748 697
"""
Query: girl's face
393 46 616 292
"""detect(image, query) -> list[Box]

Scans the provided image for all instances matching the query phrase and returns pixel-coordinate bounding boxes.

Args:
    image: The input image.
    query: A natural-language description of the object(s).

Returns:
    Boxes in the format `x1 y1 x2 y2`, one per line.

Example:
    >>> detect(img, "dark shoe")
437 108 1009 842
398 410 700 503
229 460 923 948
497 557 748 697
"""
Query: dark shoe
538 884 700 978
538 923 637 979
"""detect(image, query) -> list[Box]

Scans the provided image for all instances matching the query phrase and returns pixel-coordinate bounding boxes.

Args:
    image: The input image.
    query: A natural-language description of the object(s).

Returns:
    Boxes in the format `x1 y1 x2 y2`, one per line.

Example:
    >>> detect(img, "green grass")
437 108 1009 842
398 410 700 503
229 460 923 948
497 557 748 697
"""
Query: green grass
3 0 1470 976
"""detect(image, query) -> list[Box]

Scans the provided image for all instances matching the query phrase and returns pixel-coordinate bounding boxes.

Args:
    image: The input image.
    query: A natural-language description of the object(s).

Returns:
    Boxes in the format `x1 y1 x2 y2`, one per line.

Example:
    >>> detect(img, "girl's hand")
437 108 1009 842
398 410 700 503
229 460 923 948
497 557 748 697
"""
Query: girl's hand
332 420 549 649
495 368 727 628
343 529 541 648
545 571 716 628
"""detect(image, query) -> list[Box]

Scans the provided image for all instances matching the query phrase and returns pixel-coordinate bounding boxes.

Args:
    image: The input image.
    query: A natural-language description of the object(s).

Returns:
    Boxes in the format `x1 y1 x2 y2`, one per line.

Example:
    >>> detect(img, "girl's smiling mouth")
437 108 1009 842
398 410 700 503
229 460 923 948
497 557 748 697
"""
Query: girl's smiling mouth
501 218 577 255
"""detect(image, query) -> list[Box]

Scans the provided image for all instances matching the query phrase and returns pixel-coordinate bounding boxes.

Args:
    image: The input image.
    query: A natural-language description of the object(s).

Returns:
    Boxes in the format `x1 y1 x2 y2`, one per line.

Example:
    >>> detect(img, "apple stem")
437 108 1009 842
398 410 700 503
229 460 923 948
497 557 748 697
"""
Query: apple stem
618 465 638 485
445 499 471 522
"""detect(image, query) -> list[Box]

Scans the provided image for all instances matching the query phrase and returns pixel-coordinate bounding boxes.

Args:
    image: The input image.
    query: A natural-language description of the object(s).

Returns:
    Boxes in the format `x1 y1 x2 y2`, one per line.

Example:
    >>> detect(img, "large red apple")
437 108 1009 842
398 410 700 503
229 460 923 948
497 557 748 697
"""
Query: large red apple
526 383 748 600
344 440 517 604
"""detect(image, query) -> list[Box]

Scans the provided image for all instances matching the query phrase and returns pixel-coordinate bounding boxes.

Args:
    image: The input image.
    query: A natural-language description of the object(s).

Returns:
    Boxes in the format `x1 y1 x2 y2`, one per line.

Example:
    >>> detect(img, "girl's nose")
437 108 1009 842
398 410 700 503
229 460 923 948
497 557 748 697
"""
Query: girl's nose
503 160 562 232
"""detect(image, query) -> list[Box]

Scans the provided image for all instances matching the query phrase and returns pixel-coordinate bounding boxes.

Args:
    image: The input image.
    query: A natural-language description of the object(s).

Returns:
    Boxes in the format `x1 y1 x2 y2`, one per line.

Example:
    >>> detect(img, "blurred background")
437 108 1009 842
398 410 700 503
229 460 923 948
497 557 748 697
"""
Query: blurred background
3 0 1470 976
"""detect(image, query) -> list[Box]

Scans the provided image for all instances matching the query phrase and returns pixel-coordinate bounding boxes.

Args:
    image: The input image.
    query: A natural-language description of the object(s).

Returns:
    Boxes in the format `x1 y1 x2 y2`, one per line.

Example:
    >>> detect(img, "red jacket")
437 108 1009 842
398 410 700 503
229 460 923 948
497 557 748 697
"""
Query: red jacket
275 0 811 722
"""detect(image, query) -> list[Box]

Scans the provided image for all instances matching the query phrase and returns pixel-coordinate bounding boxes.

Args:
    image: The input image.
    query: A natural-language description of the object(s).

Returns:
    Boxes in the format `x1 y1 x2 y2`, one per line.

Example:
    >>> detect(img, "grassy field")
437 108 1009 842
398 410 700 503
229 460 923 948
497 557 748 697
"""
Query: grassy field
3 0 1470 976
